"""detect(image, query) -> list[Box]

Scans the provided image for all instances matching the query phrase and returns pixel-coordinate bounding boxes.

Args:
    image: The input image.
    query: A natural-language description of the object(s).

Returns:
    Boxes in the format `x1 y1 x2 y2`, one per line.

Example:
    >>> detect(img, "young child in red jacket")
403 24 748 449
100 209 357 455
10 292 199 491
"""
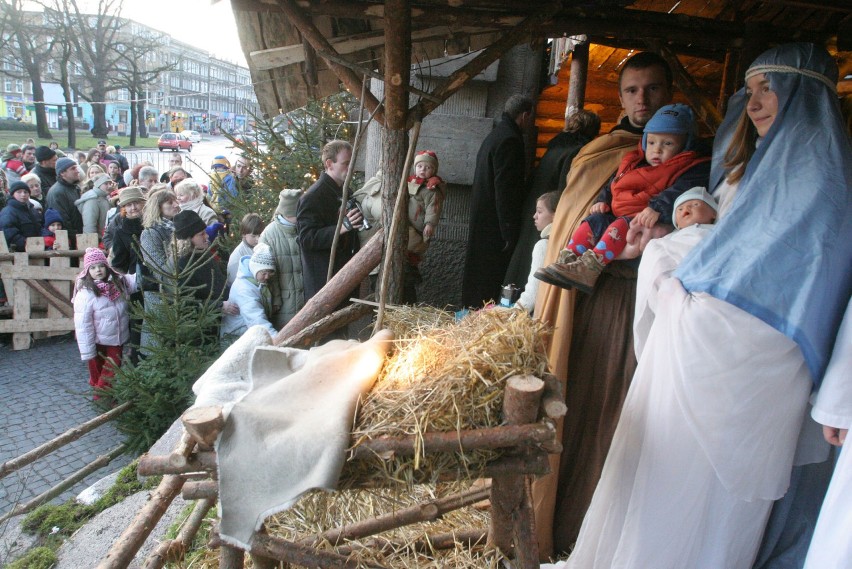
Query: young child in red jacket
536 104 710 293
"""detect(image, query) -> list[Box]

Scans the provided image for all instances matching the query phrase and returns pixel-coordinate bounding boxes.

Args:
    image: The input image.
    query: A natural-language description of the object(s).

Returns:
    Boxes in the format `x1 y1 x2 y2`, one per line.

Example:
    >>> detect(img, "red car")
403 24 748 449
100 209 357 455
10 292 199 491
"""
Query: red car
157 132 193 152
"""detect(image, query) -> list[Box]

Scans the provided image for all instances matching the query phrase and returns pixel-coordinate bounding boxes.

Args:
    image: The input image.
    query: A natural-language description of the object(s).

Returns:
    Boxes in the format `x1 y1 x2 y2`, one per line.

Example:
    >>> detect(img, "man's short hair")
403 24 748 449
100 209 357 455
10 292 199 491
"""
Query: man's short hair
321 140 352 164
240 213 265 236
618 51 673 90
234 155 251 169
503 95 534 120
139 166 159 181
564 109 601 139
22 144 35 153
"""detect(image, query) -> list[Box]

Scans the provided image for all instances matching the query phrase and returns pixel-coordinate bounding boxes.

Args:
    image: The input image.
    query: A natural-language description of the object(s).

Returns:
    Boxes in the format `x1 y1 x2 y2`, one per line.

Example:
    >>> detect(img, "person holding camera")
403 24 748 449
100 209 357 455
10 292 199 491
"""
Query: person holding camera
296 140 362 305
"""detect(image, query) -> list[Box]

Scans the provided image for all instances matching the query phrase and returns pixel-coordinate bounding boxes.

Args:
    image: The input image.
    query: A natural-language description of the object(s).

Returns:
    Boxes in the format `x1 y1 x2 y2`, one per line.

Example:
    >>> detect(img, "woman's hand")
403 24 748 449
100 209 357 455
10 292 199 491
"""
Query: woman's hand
222 301 240 316
823 425 848 446
634 207 661 228
590 202 610 214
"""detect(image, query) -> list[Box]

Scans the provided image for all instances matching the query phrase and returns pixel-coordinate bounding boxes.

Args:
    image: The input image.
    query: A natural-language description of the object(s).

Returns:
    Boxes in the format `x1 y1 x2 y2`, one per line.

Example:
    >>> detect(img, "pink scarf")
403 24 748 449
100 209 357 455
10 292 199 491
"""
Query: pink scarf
95 280 121 301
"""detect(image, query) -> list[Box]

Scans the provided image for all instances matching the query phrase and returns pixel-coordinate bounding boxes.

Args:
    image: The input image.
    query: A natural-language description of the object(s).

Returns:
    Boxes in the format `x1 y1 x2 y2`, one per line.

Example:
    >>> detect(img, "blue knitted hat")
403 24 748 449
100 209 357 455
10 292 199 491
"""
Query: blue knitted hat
44 208 64 228
642 103 696 151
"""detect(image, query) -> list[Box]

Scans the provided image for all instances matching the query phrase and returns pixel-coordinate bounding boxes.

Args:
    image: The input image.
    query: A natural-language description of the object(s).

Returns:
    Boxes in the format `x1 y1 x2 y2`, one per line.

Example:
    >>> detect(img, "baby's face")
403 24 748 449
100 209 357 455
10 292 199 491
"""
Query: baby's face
415 161 435 179
675 199 716 228
645 132 687 166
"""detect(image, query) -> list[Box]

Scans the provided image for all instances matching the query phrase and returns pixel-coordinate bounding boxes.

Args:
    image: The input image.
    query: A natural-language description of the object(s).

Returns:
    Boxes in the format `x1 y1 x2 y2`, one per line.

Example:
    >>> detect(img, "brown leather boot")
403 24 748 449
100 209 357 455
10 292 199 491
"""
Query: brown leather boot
539 250 605 294
533 249 579 287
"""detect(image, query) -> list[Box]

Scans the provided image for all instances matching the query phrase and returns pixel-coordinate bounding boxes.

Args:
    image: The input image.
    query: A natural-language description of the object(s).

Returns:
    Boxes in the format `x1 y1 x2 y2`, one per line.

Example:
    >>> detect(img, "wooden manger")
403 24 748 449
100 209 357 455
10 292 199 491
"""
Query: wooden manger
120 370 565 569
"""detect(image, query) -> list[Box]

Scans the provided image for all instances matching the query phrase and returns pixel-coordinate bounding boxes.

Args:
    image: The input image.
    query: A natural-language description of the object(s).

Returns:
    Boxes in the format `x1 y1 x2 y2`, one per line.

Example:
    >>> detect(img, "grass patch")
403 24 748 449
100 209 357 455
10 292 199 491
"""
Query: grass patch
4 546 57 569
0 130 160 151
21 460 160 539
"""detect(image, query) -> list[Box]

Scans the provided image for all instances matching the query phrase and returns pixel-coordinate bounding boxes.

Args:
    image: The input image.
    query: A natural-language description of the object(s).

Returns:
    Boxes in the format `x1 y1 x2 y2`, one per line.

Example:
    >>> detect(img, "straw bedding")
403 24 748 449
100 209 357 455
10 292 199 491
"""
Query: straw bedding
343 305 550 487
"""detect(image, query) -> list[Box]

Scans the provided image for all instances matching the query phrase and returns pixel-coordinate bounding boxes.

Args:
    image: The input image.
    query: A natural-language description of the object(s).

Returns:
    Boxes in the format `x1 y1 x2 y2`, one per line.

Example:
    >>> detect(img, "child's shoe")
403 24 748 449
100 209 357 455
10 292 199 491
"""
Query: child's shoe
557 248 577 264
537 250 605 294
532 248 579 287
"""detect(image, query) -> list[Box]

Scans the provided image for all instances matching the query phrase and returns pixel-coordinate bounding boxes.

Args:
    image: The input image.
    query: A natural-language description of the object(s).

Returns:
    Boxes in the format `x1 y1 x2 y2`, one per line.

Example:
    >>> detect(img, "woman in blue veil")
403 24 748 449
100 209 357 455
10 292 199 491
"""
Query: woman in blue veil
566 43 851 569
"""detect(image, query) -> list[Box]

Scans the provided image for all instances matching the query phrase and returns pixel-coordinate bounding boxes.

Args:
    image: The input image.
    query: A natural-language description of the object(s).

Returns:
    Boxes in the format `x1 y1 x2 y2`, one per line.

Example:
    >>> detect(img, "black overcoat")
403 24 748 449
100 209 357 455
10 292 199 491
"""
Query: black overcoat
461 113 527 307
296 172 359 302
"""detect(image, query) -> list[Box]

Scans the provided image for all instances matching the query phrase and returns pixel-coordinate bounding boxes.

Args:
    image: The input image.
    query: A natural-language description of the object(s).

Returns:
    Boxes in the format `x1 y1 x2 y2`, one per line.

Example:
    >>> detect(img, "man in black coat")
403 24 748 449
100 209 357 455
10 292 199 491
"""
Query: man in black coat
32 146 57 191
46 157 84 246
504 109 601 287
461 94 533 307
297 140 363 303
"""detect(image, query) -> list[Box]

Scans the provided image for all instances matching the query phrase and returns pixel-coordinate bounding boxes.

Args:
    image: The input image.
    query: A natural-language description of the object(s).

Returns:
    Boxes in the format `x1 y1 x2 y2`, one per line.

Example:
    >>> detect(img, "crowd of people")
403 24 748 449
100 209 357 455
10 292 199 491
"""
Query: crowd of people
1 40 849 569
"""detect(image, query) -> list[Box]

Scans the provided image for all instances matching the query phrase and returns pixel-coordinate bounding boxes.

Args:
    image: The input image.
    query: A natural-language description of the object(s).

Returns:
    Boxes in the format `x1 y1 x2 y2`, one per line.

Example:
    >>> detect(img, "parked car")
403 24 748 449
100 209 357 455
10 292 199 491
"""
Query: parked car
231 133 258 148
157 132 193 152
180 130 202 143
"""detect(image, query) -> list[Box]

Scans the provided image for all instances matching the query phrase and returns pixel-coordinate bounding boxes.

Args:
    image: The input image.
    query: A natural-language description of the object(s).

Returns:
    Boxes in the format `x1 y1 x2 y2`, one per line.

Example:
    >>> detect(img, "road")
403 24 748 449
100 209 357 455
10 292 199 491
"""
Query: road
122 134 256 187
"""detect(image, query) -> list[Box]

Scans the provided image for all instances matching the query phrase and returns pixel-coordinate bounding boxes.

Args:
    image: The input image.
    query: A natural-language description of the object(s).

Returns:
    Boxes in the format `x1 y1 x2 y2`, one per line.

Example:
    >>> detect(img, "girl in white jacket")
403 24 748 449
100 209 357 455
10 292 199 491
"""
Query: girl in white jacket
73 247 137 397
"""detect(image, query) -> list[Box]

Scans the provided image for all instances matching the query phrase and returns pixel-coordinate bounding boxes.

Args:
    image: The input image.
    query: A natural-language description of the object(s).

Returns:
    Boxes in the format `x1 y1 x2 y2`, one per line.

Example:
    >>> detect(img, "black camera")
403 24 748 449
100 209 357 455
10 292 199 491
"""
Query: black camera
344 198 371 231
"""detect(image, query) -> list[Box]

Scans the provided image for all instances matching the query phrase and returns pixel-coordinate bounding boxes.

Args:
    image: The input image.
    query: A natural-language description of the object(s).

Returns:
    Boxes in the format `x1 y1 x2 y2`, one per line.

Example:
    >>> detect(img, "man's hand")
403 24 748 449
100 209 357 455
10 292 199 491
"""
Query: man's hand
590 202 610 214
634 207 661 228
341 208 363 234
423 223 435 241
617 220 673 259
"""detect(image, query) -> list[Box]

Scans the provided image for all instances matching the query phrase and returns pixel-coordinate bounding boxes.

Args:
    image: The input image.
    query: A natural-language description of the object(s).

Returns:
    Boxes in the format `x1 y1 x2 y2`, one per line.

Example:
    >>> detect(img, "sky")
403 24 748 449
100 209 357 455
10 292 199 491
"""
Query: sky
120 0 248 66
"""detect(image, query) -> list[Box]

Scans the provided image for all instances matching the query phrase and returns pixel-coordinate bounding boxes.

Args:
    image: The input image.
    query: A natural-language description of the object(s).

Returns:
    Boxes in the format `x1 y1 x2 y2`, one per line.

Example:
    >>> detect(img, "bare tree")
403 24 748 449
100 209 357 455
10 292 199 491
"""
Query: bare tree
114 32 175 145
50 0 127 138
0 0 55 138
41 5 79 147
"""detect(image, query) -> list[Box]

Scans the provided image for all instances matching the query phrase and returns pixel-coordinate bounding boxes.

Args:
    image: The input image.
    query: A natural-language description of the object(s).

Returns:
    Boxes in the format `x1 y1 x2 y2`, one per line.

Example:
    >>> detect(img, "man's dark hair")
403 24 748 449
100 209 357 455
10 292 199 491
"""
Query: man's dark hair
504 95 534 120
619 52 673 90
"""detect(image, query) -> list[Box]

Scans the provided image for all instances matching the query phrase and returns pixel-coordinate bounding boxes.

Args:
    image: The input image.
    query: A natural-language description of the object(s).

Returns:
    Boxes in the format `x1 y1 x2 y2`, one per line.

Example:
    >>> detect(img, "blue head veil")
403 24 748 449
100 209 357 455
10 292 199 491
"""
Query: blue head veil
675 43 852 387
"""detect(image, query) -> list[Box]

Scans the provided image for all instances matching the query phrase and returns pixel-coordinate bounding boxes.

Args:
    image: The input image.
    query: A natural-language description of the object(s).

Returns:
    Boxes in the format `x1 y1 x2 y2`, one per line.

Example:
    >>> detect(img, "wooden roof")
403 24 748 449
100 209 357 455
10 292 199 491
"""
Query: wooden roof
230 0 851 122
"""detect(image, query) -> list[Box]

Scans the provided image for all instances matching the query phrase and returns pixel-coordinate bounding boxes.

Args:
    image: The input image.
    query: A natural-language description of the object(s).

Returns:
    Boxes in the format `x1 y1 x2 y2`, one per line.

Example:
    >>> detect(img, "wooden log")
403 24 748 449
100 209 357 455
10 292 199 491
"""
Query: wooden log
250 531 389 569
0 402 131 479
278 0 384 124
412 7 560 126
512 478 539 569
350 422 556 460
279 301 373 348
274 231 383 345
219 545 244 569
141 498 214 569
0 445 126 524
0 317 75 334
96 475 186 569
311 482 491 546
336 527 488 556
488 375 545 559
138 451 217 476
168 432 197 469
541 374 568 420
181 406 225 449
566 39 589 117
183 479 218 501
22 279 74 317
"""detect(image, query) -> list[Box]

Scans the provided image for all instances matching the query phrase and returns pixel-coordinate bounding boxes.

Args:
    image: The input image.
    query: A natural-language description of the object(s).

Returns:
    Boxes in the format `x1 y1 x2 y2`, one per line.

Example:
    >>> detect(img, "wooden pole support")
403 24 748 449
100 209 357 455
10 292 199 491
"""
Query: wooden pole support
251 531 389 569
141 498 214 569
503 375 545 425
312 483 491 546
181 406 225 449
541 374 568 420
183 479 218 501
219 545 244 569
137 451 217 476
168 432 196 469
96 475 186 569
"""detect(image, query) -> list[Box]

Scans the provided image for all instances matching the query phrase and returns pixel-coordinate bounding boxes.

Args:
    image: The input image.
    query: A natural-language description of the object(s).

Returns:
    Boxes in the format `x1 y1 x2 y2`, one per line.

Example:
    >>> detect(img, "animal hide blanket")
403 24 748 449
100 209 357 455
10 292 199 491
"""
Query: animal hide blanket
191 326 394 549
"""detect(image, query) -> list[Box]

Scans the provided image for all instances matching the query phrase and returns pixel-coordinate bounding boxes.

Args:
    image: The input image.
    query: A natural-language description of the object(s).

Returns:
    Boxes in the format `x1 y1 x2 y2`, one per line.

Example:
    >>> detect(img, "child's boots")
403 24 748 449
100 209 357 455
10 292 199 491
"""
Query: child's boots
534 250 605 294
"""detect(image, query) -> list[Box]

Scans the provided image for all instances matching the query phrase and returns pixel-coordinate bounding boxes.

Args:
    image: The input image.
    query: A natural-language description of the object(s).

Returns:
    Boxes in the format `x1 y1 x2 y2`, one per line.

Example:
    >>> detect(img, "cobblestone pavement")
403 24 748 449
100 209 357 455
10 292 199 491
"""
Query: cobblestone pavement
0 333 132 518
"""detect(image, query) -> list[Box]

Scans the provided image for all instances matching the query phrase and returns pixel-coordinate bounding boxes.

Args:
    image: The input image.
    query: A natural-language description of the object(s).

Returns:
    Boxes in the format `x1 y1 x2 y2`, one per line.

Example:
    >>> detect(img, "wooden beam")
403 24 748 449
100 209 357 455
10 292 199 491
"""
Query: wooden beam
22 279 73 317
655 44 722 132
566 39 589 118
278 0 385 125
411 8 558 126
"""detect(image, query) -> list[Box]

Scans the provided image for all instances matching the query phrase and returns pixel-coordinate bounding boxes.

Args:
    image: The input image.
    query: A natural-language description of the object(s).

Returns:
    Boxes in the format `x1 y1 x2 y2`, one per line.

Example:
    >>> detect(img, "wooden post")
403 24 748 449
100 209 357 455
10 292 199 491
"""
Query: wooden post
377 0 412 307
48 230 71 336
274 231 383 345
181 406 225 449
488 375 544 568
12 251 32 349
219 545 244 569
566 38 589 118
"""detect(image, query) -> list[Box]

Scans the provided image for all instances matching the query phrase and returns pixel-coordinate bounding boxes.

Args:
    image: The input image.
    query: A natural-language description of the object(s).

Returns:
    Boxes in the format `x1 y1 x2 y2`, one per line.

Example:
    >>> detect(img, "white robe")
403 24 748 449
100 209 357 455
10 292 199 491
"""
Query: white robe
803 299 852 569
566 231 813 569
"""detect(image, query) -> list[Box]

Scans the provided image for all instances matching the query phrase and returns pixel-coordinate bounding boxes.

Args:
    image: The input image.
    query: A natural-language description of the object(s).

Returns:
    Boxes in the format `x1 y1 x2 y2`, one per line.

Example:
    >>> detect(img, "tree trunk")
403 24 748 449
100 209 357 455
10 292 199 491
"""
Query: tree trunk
91 99 108 137
128 88 138 146
137 98 148 138
60 76 76 149
30 80 52 139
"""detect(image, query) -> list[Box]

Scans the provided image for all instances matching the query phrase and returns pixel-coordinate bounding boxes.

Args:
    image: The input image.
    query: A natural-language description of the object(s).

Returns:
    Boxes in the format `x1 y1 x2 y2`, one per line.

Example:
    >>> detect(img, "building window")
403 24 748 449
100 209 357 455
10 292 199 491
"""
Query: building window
4 79 11 91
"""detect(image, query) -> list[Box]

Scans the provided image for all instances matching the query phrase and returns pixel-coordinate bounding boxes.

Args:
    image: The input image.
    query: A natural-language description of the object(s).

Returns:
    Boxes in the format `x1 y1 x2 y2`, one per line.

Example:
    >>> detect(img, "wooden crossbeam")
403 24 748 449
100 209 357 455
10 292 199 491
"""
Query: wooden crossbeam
22 279 73 317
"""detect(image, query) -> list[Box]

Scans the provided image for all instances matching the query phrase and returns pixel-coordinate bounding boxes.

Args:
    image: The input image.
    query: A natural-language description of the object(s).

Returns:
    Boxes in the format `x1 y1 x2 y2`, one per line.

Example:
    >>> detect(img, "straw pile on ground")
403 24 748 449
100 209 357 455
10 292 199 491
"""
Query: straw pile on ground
343 305 550 486
264 483 505 568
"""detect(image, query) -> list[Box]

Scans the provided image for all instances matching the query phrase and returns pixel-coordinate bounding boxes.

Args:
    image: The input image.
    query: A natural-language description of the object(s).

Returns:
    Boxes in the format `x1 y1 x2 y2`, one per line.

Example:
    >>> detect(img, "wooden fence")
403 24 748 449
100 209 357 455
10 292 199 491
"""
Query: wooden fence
0 230 99 349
